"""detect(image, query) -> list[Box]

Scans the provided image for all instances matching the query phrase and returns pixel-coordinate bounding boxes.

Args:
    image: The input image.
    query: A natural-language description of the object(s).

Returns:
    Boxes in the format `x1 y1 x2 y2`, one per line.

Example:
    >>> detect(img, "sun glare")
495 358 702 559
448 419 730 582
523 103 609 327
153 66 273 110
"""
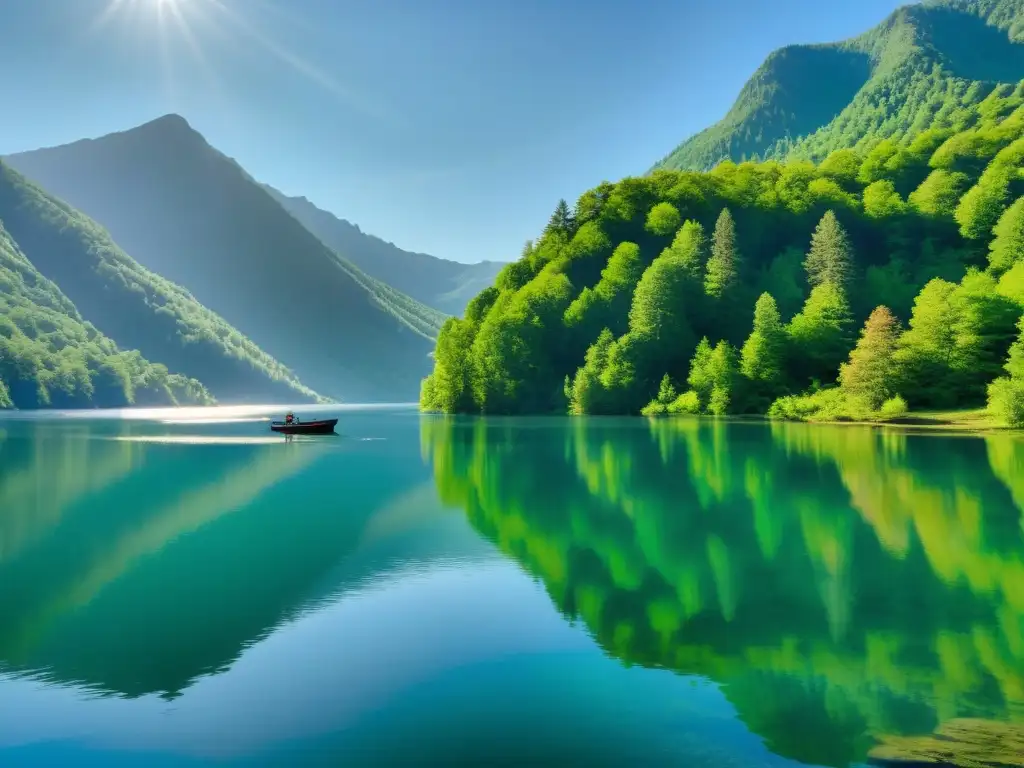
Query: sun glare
87 0 384 120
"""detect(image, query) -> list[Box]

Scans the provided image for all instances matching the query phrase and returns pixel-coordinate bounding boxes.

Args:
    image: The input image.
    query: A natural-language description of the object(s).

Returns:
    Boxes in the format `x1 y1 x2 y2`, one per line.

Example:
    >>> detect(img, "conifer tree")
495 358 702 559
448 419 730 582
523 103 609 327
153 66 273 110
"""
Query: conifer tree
741 293 787 389
705 208 739 298
804 210 853 288
545 199 576 237
839 306 903 409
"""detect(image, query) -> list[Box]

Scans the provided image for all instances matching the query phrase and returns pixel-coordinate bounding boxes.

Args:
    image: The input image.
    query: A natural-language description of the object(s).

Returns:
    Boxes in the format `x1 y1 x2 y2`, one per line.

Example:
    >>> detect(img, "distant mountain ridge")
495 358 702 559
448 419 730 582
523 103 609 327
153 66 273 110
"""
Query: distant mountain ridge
262 185 506 317
652 0 1024 171
4 115 443 402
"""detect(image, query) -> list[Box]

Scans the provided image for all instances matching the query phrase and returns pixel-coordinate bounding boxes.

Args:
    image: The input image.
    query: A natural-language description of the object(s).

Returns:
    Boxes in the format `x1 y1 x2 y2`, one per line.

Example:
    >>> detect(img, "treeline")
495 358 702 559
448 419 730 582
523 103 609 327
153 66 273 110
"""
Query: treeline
420 81 1024 427
0 222 211 409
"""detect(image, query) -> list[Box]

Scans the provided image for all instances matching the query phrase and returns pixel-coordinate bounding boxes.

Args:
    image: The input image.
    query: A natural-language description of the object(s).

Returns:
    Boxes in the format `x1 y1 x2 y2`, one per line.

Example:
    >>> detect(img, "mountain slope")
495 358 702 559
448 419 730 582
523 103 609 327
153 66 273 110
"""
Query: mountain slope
263 185 505 317
0 160 320 405
0 219 211 409
4 115 443 402
652 0 1024 172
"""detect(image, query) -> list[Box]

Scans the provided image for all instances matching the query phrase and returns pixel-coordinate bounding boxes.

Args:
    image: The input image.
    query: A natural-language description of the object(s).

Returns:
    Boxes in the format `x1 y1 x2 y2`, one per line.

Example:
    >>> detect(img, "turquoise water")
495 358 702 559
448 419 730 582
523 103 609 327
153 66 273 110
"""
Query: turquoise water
0 407 1022 766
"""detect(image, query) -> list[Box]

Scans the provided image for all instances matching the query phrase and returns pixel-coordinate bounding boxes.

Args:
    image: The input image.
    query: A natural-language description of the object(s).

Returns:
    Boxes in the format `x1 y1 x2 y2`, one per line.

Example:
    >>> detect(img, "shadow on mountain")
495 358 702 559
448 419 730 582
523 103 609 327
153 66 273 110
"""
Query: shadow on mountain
421 416 1024 767
0 416 450 699
921 5 1024 84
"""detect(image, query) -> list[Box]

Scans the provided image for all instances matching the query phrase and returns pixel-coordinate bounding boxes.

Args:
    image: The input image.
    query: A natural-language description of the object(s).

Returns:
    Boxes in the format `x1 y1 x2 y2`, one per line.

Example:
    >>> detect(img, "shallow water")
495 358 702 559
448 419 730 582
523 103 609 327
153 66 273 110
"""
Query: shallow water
0 407 1022 766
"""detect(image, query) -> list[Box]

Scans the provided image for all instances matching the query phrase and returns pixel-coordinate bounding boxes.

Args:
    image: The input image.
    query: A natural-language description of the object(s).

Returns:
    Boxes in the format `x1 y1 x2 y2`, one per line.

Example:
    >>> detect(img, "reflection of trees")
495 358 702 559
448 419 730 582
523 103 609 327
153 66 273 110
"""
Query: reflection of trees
422 416 1024 767
0 424 430 700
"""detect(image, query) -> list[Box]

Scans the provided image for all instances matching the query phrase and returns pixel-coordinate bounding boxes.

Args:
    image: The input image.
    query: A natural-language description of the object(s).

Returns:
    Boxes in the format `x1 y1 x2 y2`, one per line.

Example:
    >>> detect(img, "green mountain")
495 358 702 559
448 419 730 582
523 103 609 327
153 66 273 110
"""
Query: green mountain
263 185 506 317
4 115 444 403
0 216 211 409
0 160 320 407
652 0 1024 172
420 79 1024 424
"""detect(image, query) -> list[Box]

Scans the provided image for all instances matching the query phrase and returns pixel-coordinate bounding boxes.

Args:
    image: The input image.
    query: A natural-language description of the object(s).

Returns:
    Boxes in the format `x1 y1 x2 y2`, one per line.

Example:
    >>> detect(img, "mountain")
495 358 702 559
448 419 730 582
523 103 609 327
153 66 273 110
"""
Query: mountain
421 80 1024 423
0 215 211 409
0 160 320 407
4 115 445 403
652 0 1024 172
263 186 506 317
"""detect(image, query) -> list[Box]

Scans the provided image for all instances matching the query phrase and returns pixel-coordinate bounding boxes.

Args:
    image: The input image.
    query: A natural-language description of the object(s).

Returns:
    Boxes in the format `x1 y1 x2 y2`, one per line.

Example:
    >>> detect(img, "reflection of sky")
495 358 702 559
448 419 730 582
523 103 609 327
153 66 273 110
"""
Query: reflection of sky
0 560 816 767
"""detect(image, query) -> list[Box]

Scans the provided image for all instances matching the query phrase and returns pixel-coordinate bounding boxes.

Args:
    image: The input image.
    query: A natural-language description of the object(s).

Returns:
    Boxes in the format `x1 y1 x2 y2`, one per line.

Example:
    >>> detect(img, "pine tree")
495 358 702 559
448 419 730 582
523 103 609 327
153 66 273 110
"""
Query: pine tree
804 210 853 288
705 208 739 298
545 199 576 237
839 305 903 409
741 293 787 387
655 373 677 404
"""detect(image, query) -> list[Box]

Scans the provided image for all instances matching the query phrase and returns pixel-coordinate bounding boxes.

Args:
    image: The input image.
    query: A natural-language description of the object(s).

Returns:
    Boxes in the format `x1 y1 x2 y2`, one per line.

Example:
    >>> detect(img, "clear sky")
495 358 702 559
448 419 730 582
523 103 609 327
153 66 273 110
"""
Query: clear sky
1 0 914 264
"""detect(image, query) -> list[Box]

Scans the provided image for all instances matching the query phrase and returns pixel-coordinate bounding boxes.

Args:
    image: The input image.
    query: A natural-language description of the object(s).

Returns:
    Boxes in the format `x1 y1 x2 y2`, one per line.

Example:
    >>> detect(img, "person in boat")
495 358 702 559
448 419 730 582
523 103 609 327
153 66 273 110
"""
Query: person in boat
285 412 298 425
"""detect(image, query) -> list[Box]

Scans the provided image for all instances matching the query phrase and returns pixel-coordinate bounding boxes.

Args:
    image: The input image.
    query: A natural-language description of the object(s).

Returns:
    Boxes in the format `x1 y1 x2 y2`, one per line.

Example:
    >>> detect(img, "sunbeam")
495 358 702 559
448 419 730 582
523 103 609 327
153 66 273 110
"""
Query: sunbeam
85 0 396 124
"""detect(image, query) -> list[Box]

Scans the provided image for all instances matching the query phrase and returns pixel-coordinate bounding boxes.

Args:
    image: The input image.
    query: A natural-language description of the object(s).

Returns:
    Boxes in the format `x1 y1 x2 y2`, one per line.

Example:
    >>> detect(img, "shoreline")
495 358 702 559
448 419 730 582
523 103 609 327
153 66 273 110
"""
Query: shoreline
681 409 1022 436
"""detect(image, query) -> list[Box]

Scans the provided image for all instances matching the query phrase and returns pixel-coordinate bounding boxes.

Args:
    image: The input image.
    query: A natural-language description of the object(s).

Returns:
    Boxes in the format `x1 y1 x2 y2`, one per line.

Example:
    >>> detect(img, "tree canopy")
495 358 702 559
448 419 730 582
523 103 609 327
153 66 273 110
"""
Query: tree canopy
420 82 1024 427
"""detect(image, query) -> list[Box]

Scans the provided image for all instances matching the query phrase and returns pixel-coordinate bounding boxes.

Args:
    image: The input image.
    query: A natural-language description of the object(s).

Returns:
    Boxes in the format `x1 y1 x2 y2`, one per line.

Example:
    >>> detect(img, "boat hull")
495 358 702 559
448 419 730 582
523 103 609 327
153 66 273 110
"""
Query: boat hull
269 418 338 435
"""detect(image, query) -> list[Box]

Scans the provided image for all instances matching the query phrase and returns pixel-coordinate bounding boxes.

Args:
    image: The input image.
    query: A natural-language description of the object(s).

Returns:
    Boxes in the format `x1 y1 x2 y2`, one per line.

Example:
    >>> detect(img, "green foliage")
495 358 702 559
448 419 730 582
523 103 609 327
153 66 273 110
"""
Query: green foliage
666 389 702 414
704 208 739 298
687 338 741 415
0 222 212 409
651 1 1024 173
987 375 1024 426
0 161 321 405
644 202 682 237
988 196 1024 273
421 80 1024 420
740 292 789 409
804 210 853 288
839 305 903 409
640 374 679 416
878 394 909 420
987 316 1024 426
787 282 854 385
768 387 864 422
908 170 970 218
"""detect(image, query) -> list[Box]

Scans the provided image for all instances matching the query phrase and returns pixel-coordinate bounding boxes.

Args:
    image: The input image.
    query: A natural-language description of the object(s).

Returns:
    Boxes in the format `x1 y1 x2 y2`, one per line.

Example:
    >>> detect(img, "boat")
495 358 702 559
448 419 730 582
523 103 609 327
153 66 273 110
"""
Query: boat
269 417 338 435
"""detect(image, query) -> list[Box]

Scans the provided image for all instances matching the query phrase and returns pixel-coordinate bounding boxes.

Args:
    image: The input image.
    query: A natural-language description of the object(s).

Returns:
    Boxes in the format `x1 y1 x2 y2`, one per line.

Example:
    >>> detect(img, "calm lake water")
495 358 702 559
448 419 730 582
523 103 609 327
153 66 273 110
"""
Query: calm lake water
0 406 1022 767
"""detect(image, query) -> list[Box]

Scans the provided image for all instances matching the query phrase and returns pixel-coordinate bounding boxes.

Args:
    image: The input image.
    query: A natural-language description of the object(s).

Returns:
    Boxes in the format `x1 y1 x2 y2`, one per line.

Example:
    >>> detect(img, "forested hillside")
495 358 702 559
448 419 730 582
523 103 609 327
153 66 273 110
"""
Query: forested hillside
263 186 506 317
4 114 442 402
653 0 1024 172
0 161 320 406
420 82 1024 427
0 220 211 409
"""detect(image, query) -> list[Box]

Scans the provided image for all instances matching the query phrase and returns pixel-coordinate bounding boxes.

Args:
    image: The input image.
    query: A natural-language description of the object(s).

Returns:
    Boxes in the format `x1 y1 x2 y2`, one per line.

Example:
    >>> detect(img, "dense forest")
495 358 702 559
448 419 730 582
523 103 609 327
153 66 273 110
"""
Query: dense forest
653 0 1024 172
0 160 321 408
264 185 506 316
0 220 211 409
420 80 1024 426
4 114 442 403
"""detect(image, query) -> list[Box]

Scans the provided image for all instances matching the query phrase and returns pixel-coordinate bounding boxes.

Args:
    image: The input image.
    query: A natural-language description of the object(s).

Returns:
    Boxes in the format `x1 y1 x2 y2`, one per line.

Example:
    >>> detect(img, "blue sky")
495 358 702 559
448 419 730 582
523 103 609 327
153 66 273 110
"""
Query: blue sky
1 0 914 264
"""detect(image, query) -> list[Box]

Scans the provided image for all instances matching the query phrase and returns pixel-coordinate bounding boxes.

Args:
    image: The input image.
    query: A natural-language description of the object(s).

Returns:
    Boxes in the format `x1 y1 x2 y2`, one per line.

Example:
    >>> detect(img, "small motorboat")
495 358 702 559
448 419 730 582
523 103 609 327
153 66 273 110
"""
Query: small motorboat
270 414 338 435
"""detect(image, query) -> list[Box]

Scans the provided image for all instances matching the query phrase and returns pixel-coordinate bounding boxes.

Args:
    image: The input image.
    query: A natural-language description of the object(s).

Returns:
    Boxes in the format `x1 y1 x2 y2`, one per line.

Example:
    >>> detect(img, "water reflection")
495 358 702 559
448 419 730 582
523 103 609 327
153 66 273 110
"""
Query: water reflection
0 415 444 701
421 416 1024 767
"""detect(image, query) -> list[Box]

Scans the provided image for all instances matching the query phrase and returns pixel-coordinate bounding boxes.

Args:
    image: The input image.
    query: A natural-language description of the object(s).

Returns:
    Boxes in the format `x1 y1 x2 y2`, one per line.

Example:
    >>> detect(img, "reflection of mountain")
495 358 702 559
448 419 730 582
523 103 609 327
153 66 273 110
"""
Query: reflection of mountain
0 417 458 700
422 416 1024 768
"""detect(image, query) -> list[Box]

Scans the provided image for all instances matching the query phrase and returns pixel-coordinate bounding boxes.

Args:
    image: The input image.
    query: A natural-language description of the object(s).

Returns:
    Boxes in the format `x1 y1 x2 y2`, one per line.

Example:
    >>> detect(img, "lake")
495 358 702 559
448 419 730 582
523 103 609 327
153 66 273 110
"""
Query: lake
0 406 1022 767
